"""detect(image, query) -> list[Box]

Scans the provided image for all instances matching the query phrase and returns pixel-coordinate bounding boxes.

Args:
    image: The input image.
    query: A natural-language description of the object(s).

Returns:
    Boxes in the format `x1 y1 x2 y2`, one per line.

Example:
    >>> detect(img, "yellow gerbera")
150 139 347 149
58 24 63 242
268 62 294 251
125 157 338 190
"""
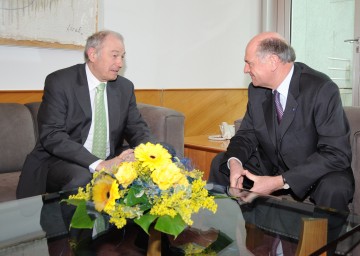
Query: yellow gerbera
135 142 172 171
92 174 120 212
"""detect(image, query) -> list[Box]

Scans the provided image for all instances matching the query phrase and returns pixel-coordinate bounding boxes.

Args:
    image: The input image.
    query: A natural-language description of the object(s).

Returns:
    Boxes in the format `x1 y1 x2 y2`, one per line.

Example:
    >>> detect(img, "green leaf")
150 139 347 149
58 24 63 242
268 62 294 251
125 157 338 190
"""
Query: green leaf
139 203 152 212
155 214 187 238
126 186 149 206
70 201 94 229
92 214 109 239
61 198 86 207
134 213 158 234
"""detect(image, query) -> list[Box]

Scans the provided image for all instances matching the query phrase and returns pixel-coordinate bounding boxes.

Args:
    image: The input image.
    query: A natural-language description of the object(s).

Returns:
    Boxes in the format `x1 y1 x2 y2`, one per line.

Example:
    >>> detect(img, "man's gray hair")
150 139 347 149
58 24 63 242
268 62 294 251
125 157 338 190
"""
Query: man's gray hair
257 37 296 63
84 30 124 62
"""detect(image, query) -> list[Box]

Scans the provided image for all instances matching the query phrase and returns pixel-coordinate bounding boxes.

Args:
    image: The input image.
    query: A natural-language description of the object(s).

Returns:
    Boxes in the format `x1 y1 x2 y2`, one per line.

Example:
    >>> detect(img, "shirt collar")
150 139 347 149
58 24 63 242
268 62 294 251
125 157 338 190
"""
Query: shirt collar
273 65 294 97
85 64 106 90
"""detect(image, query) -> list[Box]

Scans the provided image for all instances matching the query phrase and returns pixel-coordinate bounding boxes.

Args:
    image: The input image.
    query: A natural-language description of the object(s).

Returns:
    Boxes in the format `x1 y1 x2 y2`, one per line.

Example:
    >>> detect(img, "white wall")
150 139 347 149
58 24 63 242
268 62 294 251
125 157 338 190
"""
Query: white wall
0 0 261 90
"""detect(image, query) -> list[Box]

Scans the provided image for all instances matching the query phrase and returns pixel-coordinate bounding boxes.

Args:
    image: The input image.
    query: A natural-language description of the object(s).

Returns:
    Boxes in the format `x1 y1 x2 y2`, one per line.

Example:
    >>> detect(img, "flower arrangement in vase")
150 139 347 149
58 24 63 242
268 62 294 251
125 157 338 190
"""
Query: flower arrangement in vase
63 142 217 238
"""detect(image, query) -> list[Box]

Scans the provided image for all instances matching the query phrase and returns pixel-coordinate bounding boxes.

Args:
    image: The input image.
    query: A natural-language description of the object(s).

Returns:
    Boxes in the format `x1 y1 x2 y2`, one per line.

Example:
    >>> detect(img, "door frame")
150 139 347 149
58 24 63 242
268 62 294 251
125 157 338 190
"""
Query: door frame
352 0 360 106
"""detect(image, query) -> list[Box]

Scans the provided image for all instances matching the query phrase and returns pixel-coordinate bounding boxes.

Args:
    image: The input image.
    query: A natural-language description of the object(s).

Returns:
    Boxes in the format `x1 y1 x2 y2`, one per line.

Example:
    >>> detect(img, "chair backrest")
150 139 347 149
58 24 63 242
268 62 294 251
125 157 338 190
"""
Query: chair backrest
0 103 37 173
25 102 41 139
343 106 360 214
137 103 185 157
0 101 185 174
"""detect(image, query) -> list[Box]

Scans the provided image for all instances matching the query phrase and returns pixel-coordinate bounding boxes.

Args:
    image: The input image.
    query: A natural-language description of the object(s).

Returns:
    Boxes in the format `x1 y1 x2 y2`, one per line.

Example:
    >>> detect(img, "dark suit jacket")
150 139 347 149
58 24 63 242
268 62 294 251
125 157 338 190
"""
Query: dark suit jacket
224 62 353 199
17 64 155 198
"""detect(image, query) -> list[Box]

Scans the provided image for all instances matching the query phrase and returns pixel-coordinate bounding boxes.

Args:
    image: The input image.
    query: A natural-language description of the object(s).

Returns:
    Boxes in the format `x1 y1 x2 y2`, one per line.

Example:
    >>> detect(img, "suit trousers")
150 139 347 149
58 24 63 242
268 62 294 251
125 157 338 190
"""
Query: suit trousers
208 152 354 211
208 152 353 255
46 158 93 193
208 152 260 190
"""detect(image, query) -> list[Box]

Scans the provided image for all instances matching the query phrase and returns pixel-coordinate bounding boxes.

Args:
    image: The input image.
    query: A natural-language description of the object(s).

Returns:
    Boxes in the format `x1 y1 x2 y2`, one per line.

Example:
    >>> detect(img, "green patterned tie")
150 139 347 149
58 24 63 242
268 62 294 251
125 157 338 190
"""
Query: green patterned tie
92 83 107 159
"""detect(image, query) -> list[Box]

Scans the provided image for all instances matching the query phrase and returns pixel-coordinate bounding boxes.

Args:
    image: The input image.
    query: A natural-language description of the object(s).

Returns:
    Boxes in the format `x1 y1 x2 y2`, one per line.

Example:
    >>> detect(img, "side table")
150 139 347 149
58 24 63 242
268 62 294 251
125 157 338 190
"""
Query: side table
184 135 229 180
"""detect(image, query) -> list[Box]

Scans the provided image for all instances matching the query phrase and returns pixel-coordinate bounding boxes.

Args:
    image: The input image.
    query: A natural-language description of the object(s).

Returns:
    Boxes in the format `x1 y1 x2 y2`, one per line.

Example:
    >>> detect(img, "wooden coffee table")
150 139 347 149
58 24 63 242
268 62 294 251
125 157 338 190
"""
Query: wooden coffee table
184 135 230 179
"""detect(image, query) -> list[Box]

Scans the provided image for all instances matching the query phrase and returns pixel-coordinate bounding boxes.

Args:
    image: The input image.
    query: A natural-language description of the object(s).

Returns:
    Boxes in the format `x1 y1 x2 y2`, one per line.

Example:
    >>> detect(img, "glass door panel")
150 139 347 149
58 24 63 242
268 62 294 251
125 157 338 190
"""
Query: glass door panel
291 0 358 106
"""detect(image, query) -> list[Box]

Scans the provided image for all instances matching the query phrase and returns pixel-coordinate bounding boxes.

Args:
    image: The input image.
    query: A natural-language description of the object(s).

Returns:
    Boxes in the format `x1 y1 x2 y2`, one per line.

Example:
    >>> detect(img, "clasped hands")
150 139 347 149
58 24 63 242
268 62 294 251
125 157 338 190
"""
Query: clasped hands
229 159 284 202
95 149 135 172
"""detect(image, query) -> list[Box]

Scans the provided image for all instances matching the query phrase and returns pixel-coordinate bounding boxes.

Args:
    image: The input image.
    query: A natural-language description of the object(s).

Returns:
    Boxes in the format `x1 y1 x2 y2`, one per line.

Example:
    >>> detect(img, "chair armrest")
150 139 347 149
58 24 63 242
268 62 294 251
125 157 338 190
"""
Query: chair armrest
234 118 243 132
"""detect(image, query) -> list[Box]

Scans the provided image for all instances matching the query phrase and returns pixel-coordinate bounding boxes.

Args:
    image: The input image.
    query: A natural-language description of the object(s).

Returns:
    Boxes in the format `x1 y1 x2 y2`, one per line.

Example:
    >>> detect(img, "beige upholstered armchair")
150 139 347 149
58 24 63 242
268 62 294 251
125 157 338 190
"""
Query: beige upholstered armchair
0 102 185 202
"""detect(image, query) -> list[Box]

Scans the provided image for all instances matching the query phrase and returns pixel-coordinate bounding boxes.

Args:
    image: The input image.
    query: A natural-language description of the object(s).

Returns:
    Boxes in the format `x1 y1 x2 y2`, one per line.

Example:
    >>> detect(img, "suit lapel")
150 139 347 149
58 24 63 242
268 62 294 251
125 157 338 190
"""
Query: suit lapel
263 90 277 147
107 81 121 154
279 64 301 136
280 94 298 135
75 65 92 143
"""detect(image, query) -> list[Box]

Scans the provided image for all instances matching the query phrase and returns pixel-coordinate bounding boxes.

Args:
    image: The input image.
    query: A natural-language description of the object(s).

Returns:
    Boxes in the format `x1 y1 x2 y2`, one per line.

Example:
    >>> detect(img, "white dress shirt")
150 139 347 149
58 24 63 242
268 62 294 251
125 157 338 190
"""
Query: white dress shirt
227 65 294 169
273 65 294 111
83 64 110 172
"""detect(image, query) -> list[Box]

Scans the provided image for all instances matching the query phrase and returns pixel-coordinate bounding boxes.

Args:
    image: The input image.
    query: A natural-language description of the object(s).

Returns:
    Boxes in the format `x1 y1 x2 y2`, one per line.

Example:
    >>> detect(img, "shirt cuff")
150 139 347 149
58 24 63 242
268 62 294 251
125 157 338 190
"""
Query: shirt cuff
227 157 243 169
89 159 103 173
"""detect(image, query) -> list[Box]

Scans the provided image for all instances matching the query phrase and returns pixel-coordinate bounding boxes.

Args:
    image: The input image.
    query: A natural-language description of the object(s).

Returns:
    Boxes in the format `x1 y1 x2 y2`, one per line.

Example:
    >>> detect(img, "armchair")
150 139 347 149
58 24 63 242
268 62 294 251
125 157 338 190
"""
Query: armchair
0 102 184 202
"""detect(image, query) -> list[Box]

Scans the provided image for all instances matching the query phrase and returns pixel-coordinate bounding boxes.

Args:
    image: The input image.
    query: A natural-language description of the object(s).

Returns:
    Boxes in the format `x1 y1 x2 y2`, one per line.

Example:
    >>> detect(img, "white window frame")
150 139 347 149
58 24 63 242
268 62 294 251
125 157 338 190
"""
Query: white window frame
261 0 291 41
268 0 360 106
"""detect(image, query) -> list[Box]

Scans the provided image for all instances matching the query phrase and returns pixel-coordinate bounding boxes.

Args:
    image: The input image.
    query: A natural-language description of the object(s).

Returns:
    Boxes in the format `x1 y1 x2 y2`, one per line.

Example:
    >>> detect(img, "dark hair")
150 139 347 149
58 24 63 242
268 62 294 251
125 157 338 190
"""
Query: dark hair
257 37 296 63
84 30 124 62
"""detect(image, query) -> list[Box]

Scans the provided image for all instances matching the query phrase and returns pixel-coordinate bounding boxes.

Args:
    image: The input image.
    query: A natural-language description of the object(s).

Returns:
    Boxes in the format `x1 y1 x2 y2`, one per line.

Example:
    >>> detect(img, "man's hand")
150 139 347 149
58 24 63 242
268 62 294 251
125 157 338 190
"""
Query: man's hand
243 170 284 195
229 159 246 189
95 149 134 172
118 149 135 162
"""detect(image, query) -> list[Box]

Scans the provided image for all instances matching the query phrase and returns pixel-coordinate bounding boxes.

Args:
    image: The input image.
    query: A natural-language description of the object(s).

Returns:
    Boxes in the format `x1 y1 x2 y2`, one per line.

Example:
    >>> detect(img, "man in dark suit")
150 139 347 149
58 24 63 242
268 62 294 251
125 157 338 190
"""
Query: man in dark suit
17 30 156 199
209 32 354 211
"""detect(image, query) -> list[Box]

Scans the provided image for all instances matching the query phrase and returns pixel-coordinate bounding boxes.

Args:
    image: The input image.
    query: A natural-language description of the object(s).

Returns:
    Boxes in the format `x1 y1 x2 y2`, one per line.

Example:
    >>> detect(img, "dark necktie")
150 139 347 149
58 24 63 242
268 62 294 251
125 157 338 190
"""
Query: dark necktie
274 90 283 123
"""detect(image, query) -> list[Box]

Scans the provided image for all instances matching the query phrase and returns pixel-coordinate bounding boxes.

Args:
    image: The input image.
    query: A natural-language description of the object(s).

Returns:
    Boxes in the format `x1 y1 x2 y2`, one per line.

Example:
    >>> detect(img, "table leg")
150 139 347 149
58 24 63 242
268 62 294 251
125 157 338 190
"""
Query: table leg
147 226 161 256
296 218 328 256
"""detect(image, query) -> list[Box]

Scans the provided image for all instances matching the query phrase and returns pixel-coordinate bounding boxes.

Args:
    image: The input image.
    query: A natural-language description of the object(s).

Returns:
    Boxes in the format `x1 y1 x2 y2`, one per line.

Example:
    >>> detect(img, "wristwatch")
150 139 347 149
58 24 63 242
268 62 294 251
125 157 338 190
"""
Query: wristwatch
282 175 290 189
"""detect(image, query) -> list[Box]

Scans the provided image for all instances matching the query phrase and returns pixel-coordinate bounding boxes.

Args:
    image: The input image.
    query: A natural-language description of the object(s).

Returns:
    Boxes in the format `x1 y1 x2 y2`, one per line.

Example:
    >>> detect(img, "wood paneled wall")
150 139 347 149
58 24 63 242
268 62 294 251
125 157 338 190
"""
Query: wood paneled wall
0 91 43 104
0 89 248 136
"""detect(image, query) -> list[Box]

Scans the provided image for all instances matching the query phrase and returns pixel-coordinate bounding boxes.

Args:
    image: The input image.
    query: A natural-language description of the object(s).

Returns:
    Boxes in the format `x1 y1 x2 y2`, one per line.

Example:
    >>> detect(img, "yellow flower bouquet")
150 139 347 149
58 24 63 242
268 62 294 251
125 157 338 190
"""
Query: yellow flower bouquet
63 142 217 238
